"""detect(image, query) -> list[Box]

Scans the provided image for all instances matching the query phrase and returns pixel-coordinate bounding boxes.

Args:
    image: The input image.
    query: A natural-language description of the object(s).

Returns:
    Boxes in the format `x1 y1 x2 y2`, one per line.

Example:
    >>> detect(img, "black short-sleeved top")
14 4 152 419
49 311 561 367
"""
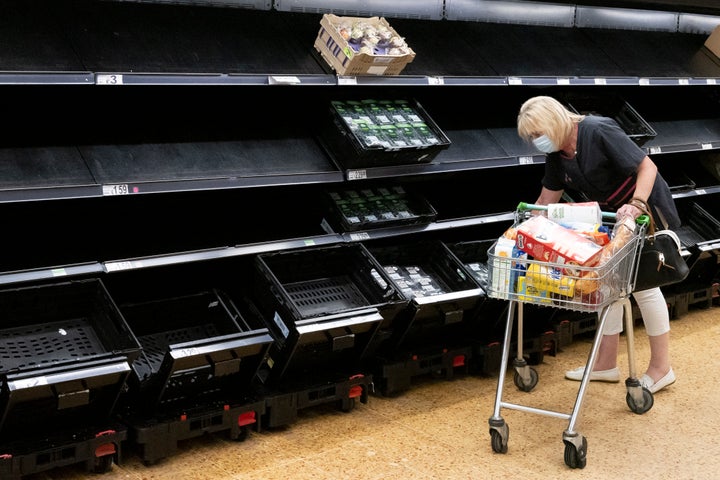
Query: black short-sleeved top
542 115 681 229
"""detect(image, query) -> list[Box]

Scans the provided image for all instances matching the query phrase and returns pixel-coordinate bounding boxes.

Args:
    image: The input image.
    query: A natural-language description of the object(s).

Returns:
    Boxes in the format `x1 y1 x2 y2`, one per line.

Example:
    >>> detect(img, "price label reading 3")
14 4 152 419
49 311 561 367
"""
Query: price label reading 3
96 74 124 85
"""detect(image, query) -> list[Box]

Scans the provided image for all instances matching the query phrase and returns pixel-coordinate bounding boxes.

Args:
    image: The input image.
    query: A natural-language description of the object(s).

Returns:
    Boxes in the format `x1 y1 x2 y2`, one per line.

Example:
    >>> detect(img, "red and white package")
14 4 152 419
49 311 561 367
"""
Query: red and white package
515 215 604 267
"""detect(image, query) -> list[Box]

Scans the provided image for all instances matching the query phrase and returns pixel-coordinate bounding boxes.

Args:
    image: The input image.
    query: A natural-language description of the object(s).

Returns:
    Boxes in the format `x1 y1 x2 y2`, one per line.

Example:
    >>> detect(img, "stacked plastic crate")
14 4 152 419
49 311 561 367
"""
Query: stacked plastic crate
0 279 142 478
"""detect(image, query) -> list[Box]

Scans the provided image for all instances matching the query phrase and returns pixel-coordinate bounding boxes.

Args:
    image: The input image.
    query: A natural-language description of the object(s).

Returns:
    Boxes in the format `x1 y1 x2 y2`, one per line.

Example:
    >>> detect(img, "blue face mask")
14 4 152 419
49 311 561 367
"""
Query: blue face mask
532 134 558 153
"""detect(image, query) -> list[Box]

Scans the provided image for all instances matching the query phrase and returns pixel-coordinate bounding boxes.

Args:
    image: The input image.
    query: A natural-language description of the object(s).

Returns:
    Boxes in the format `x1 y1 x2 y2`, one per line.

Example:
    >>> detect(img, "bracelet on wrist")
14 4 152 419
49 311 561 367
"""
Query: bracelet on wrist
628 197 650 213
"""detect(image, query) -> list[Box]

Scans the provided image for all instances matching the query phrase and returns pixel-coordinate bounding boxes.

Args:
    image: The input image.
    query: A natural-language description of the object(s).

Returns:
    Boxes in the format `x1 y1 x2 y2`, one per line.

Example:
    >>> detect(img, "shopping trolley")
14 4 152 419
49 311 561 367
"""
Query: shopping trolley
487 203 649 469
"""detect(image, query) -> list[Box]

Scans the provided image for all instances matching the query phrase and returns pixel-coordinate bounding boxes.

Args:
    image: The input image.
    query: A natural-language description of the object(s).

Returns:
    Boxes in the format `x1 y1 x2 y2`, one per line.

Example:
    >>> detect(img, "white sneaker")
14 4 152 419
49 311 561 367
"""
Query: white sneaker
640 368 676 393
565 366 620 382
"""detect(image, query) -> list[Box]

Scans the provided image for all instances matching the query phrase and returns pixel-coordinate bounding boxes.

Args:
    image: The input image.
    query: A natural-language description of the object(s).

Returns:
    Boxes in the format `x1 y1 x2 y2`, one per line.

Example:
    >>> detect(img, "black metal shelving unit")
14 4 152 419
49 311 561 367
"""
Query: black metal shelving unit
0 0 718 279
1 2 719 476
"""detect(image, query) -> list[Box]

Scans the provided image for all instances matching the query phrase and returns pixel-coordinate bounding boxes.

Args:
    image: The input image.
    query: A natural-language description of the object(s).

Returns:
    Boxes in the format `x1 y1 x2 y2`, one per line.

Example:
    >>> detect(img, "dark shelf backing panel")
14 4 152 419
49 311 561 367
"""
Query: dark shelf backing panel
81 137 336 186
655 150 720 192
0 147 95 191
62 2 328 75
0 1 85 72
0 185 334 272
645 119 720 149
466 23 627 78
431 129 510 163
583 28 717 78
380 18 499 77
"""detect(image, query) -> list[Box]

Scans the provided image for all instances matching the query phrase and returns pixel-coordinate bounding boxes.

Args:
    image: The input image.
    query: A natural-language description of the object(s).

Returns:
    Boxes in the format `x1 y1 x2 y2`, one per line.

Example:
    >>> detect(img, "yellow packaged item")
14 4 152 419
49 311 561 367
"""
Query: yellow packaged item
517 276 552 304
526 263 576 297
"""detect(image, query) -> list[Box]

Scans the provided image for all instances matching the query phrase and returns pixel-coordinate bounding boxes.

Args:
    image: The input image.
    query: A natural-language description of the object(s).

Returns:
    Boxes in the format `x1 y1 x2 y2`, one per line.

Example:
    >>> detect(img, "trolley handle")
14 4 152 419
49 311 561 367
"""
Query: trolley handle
516 202 650 226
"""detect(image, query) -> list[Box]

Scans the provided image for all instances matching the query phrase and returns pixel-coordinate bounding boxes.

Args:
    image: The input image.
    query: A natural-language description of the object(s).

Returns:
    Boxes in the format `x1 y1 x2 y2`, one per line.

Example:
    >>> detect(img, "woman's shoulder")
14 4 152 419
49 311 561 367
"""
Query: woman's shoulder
581 114 616 128
580 114 625 136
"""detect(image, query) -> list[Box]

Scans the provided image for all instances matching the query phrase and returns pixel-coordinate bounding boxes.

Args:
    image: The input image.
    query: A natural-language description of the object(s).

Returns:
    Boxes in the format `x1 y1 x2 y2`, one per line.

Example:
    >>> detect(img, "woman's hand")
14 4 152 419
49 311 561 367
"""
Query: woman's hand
616 203 642 220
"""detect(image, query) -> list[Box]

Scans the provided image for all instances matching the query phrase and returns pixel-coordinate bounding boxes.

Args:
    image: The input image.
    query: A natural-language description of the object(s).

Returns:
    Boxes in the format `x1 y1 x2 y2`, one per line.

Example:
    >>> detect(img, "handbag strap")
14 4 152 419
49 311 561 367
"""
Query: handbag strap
628 197 656 236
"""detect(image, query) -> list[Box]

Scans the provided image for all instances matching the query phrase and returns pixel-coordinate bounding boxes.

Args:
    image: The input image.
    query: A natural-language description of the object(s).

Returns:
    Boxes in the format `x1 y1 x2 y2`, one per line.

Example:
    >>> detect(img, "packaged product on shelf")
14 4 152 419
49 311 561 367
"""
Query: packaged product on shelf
314 14 416 76
321 98 451 169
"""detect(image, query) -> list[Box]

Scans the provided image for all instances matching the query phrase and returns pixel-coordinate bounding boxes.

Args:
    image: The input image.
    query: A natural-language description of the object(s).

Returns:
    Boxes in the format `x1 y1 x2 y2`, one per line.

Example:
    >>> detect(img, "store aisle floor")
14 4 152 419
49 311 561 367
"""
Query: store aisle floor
29 302 719 480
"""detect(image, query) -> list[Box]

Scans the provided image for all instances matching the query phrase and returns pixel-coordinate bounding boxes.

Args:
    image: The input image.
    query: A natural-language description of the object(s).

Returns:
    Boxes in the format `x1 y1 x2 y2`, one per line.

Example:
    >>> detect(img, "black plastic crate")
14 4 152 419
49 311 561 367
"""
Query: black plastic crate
130 399 265 465
0 424 127 479
261 373 373 428
687 202 720 241
550 318 574 350
446 239 496 293
253 244 408 384
322 184 437 233
564 93 657 146
376 345 473 396
319 98 451 169
570 314 599 339
366 240 485 352
117 289 273 416
0 278 141 442
664 284 714 319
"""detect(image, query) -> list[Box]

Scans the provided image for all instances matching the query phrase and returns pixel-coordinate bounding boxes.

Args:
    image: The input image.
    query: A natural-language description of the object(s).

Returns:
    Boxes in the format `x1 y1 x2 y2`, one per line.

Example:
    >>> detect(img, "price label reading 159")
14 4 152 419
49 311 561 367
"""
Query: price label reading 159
103 184 130 196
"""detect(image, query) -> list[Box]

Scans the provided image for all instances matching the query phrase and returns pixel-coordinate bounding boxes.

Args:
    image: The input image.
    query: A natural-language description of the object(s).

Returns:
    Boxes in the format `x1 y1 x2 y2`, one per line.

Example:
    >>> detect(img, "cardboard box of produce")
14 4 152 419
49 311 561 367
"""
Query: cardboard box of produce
314 14 415 76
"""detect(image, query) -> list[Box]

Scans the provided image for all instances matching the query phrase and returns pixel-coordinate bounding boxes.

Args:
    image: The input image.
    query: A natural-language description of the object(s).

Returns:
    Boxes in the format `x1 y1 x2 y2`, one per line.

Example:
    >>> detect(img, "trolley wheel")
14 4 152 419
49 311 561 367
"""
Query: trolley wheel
563 438 587 469
626 387 654 414
490 429 508 454
513 367 538 392
341 397 356 412
235 426 251 442
94 455 114 474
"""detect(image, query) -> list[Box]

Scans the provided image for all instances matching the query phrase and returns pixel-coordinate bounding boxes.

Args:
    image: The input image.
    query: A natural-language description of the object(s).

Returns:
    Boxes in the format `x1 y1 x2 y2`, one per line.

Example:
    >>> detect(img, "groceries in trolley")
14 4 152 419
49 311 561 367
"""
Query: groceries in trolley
487 202 642 311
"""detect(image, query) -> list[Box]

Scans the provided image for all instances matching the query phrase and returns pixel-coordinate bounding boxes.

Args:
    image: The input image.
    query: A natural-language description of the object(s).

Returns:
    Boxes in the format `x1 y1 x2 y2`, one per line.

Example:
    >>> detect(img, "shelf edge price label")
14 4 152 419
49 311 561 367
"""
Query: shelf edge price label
349 232 370 241
594 77 607 85
103 184 130 196
338 76 358 85
648 146 662 155
518 156 534 165
268 75 301 85
701 143 713 150
51 268 68 277
347 169 367 180
706 78 718 85
639 78 650 86
96 74 124 85
105 261 135 272
508 77 522 85
556 77 570 85
678 78 690 86
427 76 444 85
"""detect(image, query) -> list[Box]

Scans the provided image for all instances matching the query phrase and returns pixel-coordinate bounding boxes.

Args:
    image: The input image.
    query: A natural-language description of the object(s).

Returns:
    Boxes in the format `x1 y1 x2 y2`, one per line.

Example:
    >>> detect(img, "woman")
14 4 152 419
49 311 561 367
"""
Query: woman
516 95 679 393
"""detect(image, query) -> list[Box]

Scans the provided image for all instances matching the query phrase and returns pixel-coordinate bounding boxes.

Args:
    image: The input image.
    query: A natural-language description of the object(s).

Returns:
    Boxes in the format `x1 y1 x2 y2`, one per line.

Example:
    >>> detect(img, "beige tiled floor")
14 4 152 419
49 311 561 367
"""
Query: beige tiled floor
26 300 720 480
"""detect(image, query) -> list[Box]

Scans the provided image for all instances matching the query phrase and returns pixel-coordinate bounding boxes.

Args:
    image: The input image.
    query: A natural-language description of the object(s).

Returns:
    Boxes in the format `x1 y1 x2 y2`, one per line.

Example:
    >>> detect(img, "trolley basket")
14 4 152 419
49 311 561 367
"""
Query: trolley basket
486 206 645 313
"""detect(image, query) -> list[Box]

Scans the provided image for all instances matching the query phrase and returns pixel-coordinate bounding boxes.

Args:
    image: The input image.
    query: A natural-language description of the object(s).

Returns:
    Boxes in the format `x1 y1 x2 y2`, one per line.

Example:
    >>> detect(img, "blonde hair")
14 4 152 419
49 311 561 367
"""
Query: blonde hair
517 96 584 147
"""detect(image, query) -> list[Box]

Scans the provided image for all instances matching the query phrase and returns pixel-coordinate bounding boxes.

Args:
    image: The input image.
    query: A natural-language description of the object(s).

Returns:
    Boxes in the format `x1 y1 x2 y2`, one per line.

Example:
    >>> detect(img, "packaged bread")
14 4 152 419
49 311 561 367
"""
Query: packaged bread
575 270 599 294
594 216 636 266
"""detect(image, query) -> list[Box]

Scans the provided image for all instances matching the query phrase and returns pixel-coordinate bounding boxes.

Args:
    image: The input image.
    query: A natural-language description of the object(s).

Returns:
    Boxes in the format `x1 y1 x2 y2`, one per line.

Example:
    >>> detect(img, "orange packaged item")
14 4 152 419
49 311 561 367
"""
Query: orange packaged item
515 215 604 268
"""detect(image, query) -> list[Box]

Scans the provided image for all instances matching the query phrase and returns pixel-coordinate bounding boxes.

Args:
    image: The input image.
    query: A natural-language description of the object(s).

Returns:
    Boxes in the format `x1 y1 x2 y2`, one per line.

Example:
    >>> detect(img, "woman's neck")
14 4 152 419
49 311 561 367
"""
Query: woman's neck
560 123 578 158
